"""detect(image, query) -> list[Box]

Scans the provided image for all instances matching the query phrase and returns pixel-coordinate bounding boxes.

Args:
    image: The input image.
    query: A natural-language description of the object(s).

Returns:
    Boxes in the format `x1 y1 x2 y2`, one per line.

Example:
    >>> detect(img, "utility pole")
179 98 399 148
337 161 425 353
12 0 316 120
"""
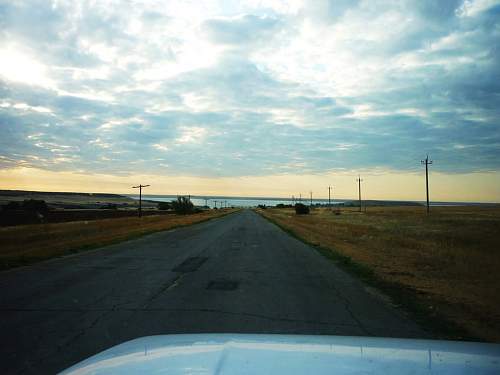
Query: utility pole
328 186 332 207
204 198 208 207
132 184 150 217
310 191 313 206
214 200 217 209
299 193 301 202
292 195 295 204
421 155 433 214
356 176 363 212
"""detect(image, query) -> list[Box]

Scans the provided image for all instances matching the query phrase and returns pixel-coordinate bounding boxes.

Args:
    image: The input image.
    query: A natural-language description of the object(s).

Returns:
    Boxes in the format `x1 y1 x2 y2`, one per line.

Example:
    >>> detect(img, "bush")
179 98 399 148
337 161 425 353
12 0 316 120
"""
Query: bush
295 203 310 215
100 203 118 209
257 204 267 209
157 201 172 210
171 196 194 214
276 203 285 208
22 199 49 213
3 201 21 210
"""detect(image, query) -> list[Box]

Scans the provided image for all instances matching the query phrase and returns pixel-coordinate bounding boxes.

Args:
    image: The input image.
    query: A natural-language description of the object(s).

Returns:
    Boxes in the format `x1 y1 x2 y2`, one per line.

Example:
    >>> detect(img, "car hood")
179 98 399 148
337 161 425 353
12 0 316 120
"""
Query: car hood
60 334 500 374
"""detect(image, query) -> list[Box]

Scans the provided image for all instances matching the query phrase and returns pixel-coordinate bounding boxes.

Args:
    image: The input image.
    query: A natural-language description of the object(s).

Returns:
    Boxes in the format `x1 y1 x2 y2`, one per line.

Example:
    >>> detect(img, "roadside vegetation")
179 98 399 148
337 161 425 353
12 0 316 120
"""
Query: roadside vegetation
257 205 500 342
0 208 236 270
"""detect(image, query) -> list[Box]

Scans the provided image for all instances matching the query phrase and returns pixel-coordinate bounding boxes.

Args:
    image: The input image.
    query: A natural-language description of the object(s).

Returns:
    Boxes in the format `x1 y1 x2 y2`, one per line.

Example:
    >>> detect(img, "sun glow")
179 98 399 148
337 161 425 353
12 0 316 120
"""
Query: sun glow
0 46 55 89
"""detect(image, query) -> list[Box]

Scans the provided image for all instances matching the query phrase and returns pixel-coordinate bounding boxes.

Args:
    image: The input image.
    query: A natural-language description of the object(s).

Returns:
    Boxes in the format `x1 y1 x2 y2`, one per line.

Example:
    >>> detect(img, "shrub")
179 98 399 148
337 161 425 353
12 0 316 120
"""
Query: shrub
157 201 172 210
295 203 310 215
100 203 118 209
257 204 267 209
22 199 49 213
276 203 286 208
3 201 21 210
171 196 194 214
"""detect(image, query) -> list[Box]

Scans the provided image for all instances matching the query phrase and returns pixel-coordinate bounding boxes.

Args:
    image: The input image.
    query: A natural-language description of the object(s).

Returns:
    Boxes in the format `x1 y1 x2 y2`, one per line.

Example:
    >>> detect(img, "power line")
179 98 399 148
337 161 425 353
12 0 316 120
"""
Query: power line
421 154 433 214
356 176 363 212
131 184 150 217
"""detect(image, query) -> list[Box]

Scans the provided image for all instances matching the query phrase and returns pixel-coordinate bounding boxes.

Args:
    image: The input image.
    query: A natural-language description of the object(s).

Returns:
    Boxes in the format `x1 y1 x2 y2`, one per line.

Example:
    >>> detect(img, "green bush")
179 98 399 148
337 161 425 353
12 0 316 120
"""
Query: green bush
295 203 310 215
157 201 172 210
171 196 194 214
22 199 49 213
3 201 21 210
100 203 118 209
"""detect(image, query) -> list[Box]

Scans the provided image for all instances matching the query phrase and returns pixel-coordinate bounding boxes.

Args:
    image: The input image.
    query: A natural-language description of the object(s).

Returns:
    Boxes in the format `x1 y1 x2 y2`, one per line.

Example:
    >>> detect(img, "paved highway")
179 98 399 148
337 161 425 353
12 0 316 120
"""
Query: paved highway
0 209 427 374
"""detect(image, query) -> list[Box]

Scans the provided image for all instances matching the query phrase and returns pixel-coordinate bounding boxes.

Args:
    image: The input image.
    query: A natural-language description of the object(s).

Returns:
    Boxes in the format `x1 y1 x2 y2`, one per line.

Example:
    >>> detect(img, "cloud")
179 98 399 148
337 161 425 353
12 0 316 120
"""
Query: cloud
203 14 282 46
0 0 499 181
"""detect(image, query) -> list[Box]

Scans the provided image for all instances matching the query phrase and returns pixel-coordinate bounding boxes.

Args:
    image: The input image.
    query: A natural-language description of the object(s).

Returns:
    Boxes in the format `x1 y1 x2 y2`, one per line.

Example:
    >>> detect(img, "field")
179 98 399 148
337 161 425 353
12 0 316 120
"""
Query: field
258 206 500 342
0 190 147 208
0 209 236 270
0 190 178 226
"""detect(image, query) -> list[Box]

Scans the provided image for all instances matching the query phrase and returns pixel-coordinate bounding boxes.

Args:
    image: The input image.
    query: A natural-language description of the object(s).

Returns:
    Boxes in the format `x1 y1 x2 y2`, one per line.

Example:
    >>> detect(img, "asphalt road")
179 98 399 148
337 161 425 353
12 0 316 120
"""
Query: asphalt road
0 209 427 374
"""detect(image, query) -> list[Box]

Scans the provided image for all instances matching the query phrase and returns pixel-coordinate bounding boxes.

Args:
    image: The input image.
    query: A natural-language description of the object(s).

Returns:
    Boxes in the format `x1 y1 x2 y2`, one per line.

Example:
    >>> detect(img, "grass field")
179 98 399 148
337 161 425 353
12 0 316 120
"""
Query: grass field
258 206 500 342
0 209 236 270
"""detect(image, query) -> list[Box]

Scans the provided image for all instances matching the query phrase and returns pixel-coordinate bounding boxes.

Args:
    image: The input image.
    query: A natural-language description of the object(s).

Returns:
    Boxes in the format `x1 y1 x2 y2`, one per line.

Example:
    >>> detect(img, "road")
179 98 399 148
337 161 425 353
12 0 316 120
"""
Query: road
0 209 427 374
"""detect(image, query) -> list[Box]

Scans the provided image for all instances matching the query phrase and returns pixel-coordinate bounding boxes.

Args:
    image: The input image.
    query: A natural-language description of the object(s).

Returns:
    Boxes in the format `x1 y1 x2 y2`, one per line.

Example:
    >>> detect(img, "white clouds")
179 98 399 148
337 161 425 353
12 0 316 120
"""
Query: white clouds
0 45 55 89
175 126 209 144
153 143 169 151
0 0 499 179
1 101 53 114
456 0 499 17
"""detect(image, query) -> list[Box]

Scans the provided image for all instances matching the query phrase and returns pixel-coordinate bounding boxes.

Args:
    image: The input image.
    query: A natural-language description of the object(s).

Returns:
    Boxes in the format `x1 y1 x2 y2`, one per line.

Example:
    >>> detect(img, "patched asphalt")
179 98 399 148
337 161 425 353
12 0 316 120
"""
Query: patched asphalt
0 209 428 374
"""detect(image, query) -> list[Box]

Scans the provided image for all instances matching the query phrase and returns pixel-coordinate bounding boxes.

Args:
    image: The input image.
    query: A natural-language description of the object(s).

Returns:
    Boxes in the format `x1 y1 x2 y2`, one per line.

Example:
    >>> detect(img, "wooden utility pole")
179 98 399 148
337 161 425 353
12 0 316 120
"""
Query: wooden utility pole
132 184 150 217
328 186 332 207
421 155 433 214
356 176 363 212
310 191 313 206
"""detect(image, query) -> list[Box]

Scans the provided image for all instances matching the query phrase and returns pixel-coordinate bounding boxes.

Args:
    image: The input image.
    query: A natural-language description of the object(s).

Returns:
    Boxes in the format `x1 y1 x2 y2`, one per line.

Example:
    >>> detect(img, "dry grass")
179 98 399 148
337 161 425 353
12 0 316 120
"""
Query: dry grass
259 206 500 342
0 209 236 269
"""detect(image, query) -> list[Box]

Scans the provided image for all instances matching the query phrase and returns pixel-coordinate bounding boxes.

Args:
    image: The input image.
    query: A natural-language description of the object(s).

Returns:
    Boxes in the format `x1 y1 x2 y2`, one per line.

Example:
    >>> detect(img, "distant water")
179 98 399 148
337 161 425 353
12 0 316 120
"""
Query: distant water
126 194 344 208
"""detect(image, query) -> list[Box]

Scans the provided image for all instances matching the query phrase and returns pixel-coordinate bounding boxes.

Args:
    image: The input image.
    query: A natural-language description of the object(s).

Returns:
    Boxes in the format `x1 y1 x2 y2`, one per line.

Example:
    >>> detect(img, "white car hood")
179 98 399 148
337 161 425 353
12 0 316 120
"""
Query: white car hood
60 334 500 374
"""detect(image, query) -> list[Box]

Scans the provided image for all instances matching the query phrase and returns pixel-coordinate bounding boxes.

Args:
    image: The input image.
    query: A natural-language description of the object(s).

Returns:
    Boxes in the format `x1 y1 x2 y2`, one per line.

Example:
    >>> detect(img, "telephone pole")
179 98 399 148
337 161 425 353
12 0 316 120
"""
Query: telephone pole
328 186 332 207
214 200 217 209
310 191 313 206
356 176 363 212
421 155 433 214
132 184 150 217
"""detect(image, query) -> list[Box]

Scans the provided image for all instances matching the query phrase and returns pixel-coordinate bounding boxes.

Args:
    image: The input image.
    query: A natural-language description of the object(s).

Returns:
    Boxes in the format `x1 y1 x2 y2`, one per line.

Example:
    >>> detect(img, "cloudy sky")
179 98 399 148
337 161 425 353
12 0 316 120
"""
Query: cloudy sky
1 0 499 201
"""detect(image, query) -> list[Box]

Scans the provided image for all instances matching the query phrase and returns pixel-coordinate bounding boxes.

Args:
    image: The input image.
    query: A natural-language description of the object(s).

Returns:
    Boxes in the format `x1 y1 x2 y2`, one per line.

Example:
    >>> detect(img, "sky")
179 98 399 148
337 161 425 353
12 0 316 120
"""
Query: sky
0 0 499 201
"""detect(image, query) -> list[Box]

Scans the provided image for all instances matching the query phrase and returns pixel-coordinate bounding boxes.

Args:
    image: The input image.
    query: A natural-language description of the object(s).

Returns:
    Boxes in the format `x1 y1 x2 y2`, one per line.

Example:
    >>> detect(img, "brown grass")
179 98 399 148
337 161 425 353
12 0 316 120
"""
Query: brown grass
258 206 500 342
0 209 236 269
